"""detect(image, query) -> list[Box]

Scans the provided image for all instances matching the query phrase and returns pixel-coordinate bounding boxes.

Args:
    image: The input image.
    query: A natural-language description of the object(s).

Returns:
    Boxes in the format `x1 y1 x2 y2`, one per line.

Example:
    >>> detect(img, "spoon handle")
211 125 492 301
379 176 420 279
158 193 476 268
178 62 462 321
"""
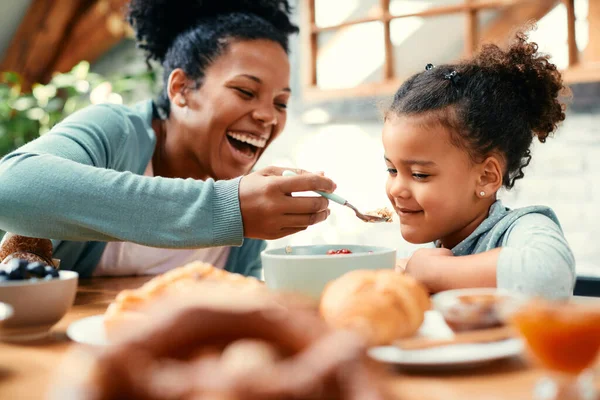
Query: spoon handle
282 170 347 205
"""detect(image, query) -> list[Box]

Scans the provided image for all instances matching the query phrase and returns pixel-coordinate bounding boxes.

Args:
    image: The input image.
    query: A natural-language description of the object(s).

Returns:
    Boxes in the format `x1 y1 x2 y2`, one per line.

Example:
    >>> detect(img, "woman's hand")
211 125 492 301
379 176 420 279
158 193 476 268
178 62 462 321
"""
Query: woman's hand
239 166 336 240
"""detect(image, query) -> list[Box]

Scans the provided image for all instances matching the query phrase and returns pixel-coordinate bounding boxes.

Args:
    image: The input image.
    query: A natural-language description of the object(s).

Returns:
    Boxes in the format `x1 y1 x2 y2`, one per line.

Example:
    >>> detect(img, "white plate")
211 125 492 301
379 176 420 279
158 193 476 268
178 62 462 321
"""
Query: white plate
68 311 524 369
368 310 523 371
66 315 109 346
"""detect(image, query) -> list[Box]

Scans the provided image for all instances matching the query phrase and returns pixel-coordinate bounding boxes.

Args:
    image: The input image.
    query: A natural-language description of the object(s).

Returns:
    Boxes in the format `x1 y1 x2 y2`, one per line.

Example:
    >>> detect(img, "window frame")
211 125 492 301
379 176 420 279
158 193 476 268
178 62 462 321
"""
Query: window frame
301 0 599 101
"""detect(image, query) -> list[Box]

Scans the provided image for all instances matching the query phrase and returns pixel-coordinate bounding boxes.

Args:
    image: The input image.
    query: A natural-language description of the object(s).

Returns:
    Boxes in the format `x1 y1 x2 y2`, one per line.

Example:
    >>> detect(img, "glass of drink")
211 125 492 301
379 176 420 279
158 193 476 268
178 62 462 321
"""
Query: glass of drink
500 297 600 400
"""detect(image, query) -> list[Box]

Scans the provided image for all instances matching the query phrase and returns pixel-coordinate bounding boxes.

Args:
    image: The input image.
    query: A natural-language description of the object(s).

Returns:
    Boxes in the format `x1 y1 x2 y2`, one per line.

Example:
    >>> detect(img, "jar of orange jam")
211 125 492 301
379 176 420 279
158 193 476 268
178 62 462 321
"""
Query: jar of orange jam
505 298 600 400
511 300 600 374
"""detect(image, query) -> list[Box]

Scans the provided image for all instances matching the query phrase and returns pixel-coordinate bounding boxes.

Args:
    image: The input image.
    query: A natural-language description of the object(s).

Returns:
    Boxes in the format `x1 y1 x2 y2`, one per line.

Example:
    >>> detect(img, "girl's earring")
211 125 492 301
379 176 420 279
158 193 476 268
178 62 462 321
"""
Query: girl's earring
479 191 486 197
178 97 186 106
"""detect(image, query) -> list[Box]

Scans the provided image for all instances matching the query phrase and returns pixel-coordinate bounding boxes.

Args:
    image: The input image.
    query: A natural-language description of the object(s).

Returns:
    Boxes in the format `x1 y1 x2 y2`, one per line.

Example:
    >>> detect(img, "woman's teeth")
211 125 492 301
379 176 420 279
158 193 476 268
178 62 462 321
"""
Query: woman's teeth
226 131 267 148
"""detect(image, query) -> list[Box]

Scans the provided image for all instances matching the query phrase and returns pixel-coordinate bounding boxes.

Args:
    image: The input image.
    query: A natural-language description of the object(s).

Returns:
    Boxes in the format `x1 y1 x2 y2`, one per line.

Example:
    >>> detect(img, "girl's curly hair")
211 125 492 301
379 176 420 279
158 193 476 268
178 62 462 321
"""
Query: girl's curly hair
388 28 567 188
127 0 299 117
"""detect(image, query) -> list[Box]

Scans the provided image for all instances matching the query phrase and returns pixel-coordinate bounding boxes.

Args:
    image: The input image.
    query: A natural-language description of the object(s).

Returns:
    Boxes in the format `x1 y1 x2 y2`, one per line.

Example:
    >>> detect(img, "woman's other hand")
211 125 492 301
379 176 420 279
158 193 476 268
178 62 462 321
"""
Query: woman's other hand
239 167 336 240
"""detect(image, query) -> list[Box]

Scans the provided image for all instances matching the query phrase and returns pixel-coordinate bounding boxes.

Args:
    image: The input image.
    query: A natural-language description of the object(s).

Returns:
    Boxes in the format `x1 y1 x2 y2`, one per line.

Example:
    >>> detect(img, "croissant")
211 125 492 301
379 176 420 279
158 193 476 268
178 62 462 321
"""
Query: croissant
103 262 265 341
52 286 392 400
319 269 430 346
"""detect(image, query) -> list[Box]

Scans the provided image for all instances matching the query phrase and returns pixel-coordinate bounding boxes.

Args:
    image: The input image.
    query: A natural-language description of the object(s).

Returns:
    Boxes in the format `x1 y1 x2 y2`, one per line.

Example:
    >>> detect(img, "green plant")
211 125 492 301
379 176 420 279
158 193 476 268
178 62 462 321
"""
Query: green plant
0 61 157 158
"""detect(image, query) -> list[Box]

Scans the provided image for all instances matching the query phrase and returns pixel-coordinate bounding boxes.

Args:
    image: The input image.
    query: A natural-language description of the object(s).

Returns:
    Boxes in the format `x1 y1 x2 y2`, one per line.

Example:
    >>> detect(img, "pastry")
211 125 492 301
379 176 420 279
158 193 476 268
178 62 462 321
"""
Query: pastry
103 262 265 341
319 269 430 346
52 287 391 400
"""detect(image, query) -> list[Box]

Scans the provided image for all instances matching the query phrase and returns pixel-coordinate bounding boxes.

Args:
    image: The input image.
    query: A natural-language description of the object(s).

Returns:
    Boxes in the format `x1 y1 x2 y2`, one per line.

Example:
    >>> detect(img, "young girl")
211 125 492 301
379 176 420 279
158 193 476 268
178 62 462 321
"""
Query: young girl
385 30 575 299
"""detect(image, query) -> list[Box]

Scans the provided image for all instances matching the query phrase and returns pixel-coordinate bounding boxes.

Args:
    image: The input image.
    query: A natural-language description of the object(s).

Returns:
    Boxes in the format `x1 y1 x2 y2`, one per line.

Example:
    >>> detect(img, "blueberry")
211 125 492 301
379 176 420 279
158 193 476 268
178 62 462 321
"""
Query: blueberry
27 262 47 278
6 259 29 273
44 266 59 278
0 270 7 277
8 267 26 280
5 258 21 271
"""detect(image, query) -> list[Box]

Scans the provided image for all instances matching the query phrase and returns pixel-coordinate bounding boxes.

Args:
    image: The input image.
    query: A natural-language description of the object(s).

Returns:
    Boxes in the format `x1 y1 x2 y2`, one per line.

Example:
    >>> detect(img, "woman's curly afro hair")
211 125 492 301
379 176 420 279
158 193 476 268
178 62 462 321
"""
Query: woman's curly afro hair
127 0 299 116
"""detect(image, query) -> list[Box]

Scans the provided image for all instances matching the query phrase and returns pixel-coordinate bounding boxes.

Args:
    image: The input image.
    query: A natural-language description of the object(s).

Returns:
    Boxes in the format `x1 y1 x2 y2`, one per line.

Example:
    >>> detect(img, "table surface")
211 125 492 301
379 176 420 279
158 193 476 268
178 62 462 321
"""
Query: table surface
0 276 598 400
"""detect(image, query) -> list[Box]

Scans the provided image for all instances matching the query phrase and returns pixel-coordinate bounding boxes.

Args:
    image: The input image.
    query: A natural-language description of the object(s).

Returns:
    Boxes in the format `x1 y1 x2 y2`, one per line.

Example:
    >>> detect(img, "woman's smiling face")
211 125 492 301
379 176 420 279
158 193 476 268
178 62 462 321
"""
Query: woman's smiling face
169 39 291 180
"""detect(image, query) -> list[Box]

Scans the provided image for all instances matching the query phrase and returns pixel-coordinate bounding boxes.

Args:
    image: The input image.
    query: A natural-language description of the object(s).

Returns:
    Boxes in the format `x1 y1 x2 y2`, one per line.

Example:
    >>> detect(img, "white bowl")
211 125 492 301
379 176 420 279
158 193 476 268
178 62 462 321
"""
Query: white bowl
262 244 396 300
0 271 78 341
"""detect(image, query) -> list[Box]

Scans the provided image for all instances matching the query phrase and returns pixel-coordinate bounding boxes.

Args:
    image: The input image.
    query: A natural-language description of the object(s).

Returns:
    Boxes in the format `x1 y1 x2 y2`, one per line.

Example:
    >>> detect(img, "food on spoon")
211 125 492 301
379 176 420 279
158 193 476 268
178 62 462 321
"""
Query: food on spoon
319 270 430 346
103 262 265 341
52 286 392 400
366 207 393 222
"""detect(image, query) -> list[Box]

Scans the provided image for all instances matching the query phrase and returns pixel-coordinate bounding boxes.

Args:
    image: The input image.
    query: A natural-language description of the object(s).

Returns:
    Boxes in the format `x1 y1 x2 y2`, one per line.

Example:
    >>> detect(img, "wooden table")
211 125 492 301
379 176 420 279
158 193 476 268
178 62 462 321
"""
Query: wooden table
0 277 598 400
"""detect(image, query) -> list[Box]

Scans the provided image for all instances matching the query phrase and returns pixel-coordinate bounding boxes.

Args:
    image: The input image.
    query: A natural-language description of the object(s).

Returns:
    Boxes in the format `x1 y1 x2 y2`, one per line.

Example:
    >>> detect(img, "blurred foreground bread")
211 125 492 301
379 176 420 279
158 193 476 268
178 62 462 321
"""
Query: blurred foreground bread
103 262 265 340
52 285 391 400
0 233 55 267
320 270 430 346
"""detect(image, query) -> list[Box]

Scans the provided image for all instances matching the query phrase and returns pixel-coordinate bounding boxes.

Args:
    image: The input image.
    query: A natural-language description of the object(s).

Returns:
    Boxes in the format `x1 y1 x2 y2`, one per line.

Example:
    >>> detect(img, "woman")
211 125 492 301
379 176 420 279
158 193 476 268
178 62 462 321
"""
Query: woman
0 0 335 278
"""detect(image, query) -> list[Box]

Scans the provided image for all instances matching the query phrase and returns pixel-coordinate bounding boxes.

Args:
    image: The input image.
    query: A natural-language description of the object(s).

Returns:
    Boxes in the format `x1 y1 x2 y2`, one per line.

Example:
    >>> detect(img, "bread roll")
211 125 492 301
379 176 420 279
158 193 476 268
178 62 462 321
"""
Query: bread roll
103 262 265 341
319 270 430 346
0 233 54 266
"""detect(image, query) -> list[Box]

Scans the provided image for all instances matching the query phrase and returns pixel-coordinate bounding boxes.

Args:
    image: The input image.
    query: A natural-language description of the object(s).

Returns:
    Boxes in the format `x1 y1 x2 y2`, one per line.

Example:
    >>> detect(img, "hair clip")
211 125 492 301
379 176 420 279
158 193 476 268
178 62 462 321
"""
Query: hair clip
425 63 435 71
444 70 461 85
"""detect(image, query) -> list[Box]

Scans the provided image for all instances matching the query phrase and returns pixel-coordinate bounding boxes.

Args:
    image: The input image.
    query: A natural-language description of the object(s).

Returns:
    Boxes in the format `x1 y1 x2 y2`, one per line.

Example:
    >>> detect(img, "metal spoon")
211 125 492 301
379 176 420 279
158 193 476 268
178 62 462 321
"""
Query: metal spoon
282 170 391 223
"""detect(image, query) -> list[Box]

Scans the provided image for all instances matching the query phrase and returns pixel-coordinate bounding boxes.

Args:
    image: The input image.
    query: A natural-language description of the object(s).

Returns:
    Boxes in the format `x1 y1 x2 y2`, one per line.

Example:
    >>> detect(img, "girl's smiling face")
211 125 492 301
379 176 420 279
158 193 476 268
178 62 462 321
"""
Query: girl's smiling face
382 113 494 248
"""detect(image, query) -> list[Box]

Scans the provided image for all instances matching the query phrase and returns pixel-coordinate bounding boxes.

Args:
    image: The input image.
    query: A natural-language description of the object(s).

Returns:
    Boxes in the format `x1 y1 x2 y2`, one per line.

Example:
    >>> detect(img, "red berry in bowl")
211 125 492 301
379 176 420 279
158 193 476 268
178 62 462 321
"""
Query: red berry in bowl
326 249 352 255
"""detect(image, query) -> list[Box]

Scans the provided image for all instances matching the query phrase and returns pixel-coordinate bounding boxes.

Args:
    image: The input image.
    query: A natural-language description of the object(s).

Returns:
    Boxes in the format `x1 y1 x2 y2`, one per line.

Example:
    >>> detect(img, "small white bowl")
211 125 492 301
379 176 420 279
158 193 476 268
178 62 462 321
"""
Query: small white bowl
431 288 521 332
0 271 78 341
262 244 396 300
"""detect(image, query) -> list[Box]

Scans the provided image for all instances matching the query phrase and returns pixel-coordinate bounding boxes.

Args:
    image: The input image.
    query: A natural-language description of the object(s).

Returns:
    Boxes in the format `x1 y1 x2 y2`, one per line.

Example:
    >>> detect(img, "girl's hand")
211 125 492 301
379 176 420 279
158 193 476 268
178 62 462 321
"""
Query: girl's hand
395 258 409 272
404 248 454 290
239 166 336 240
